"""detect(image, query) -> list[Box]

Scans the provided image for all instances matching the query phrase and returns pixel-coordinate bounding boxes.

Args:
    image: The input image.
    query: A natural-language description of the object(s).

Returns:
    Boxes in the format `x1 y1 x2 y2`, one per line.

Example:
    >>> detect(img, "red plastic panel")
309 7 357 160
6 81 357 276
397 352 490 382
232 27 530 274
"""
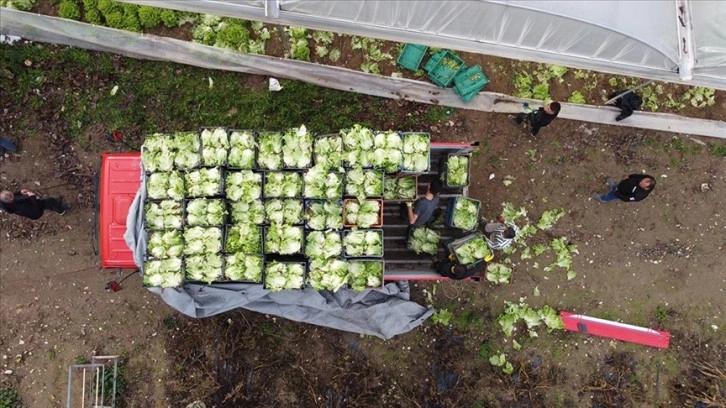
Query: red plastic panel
560 311 671 349
99 153 142 269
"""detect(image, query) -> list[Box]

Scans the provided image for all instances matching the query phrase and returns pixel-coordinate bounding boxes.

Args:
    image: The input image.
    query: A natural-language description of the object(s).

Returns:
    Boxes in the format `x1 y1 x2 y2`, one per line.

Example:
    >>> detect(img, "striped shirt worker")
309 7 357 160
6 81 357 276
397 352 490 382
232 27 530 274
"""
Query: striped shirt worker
483 222 519 251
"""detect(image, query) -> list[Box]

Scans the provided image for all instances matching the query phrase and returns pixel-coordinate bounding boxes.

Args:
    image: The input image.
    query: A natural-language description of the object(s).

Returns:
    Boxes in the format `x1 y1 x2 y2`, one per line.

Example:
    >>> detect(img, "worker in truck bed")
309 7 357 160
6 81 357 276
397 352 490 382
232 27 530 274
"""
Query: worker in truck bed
401 179 443 226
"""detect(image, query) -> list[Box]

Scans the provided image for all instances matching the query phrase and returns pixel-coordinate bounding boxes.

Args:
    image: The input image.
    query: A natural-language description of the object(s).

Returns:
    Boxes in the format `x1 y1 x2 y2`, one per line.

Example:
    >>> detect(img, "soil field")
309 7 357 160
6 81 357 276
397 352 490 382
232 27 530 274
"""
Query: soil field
1 16 725 408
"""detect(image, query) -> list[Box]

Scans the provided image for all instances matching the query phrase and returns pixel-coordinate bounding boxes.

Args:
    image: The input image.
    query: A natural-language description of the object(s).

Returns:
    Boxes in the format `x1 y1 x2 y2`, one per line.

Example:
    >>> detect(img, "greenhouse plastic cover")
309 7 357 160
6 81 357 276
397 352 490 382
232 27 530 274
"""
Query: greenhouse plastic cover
2 1 726 89
123 175 434 340
114 0 726 90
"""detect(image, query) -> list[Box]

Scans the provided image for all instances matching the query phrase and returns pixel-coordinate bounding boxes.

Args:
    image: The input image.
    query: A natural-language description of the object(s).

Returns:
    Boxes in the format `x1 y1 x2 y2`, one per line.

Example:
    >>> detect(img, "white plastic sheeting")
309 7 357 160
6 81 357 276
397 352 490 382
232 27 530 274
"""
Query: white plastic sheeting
119 0 726 90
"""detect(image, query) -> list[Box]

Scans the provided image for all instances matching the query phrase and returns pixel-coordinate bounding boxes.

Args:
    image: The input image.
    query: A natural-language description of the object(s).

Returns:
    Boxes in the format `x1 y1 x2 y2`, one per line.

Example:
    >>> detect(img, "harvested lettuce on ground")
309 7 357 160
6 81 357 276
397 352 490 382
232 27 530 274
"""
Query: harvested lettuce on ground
348 260 383 291
146 230 184 259
305 200 343 230
225 254 263 282
344 199 381 228
200 127 229 167
186 198 226 226
401 133 430 172
264 261 305 291
145 200 183 230
408 227 440 255
225 170 262 202
185 167 223 197
308 258 349 292
228 130 256 169
147 171 185 200
344 229 383 257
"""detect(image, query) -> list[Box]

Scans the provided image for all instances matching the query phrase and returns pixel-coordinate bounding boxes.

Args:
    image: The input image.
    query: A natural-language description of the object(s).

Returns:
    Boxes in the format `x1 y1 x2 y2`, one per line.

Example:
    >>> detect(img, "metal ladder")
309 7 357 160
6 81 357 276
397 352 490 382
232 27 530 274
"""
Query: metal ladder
66 355 119 408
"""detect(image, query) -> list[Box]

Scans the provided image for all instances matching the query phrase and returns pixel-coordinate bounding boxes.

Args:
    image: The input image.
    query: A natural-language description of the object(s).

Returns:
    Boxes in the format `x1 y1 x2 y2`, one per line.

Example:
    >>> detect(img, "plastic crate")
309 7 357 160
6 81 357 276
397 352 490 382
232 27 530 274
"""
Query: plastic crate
343 198 384 228
223 253 264 283
143 199 185 231
406 226 441 254
184 253 226 284
183 167 225 198
397 44 429 72
263 198 305 225
185 198 227 227
424 51 444 72
145 170 186 201
226 129 258 170
344 169 385 198
453 65 489 98
313 133 344 169
224 223 264 255
263 171 304 199
303 199 343 230
383 174 418 201
141 257 186 288
343 229 384 258
263 225 305 255
264 261 307 291
426 50 467 87
440 154 472 188
255 131 284 170
400 132 431 173
347 259 385 290
447 233 491 266
305 230 344 258
228 198 266 225
303 169 344 200
445 197 481 231
199 127 230 167
224 170 264 202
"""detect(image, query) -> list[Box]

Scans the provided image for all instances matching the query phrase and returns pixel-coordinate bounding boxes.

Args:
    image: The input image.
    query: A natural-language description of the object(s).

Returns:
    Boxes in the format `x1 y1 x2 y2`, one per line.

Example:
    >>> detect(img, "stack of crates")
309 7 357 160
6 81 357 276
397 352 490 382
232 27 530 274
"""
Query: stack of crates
452 65 489 103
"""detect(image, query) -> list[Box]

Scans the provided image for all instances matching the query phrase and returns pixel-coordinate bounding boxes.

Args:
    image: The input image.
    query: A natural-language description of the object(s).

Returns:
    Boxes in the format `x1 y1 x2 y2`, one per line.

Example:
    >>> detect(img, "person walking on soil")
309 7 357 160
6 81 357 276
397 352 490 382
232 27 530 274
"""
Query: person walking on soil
510 101 561 136
0 189 70 219
592 174 656 203
480 216 519 251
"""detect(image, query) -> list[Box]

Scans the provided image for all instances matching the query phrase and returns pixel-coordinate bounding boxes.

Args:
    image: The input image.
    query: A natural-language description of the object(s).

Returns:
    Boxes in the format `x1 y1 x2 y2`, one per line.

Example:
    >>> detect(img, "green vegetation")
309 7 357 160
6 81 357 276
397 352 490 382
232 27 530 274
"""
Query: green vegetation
0 386 24 408
710 144 726 157
0 0 35 11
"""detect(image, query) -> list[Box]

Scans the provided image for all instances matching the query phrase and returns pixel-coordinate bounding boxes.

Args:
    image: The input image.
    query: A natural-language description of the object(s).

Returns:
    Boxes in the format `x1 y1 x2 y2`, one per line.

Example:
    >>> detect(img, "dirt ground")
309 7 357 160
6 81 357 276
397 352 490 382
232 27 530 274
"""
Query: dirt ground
1 22 726 408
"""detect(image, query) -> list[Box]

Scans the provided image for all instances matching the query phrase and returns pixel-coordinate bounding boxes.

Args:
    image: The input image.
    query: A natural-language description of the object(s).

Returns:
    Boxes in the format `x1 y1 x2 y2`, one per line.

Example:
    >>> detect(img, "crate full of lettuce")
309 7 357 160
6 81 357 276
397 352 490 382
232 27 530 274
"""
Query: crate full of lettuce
348 260 384 290
443 154 471 187
408 227 440 255
446 197 480 231
448 233 492 266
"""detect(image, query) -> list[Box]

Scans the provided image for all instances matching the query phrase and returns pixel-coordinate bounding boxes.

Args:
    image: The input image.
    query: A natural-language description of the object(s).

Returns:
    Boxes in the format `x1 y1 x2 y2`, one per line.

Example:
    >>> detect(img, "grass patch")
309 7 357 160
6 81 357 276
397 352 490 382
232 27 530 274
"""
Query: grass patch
709 144 726 158
2 43 449 147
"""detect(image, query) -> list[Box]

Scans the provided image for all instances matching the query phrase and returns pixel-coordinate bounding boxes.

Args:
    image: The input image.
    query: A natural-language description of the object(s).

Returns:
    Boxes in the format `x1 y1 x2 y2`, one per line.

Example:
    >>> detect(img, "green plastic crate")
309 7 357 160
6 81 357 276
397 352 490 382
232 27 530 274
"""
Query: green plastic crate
426 50 466 87
397 44 428 72
453 84 485 103
453 65 489 97
424 51 444 72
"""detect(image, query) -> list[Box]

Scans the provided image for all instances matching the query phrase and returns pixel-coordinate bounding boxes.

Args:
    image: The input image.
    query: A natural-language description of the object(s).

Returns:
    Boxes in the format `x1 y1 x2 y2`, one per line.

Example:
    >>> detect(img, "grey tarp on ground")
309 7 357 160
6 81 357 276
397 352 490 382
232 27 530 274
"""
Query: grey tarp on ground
123 175 434 340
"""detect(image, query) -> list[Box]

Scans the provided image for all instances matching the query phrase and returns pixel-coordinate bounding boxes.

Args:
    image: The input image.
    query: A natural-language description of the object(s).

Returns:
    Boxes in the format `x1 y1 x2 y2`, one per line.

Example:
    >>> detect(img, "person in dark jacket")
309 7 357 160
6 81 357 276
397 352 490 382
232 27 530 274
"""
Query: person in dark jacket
511 101 561 136
432 254 485 280
608 90 643 121
0 189 69 219
592 174 656 203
